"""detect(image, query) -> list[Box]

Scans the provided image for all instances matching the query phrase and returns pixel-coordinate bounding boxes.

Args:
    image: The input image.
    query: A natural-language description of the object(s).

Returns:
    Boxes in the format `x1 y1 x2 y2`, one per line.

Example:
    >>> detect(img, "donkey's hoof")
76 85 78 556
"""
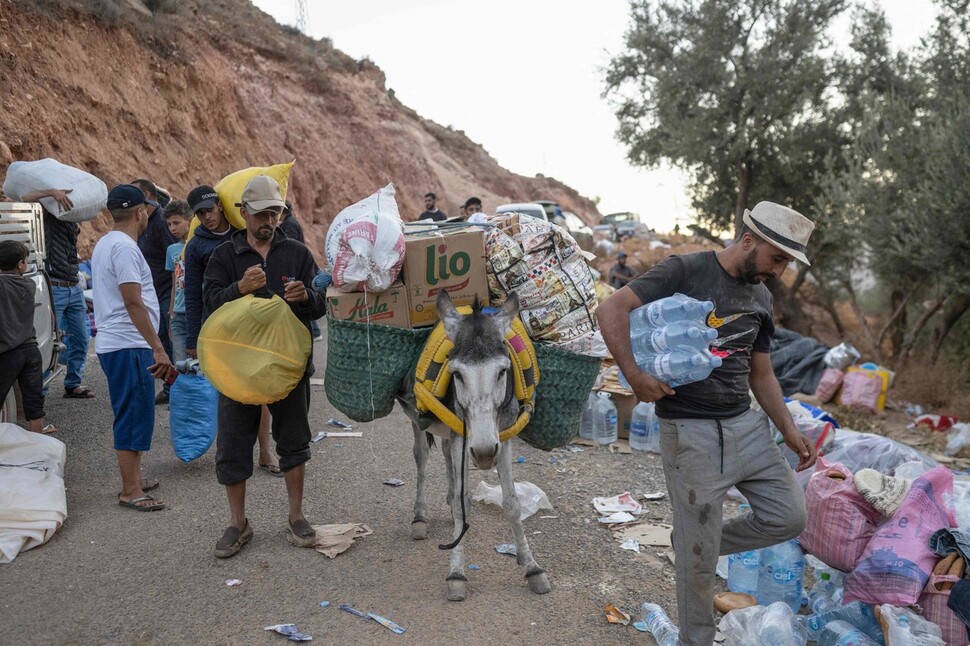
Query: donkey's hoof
527 571 551 595
446 579 467 601
411 521 428 540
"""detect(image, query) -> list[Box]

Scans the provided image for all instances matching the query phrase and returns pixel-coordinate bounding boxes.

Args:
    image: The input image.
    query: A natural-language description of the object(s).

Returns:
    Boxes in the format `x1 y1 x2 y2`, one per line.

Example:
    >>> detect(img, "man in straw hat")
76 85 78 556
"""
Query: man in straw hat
598 201 817 645
202 175 326 558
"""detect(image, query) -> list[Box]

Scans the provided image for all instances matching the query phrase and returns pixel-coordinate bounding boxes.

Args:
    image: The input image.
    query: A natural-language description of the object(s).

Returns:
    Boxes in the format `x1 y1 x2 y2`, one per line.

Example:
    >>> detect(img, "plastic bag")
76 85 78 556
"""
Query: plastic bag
325 184 404 292
198 294 311 404
817 429 939 477
2 158 107 222
876 604 946 646
844 466 955 606
824 342 861 370
945 423 970 457
718 602 807 646
169 373 218 462
472 480 553 520
799 458 882 572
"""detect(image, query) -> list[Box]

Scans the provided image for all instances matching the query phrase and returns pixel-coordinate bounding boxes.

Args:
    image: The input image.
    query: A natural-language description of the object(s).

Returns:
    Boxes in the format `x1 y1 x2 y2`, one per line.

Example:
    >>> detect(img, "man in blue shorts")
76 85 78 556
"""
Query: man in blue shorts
92 185 174 512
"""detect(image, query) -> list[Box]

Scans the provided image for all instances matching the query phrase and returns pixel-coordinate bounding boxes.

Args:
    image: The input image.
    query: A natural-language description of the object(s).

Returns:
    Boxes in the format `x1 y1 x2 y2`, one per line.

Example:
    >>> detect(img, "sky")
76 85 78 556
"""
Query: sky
252 0 938 232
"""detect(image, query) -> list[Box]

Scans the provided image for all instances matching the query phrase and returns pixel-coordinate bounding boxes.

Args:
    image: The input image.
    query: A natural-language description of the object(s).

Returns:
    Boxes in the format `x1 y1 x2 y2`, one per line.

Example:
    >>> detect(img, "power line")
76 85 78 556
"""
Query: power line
295 0 308 34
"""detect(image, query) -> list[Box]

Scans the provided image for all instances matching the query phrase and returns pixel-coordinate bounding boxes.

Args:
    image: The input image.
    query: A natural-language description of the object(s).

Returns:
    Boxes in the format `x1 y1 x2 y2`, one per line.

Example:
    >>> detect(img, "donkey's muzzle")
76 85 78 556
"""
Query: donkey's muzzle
469 443 500 470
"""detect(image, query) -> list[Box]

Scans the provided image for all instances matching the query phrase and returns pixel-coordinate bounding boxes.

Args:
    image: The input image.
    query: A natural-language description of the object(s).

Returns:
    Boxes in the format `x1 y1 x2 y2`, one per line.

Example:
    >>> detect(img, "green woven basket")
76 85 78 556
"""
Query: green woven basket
520 343 602 451
324 317 432 422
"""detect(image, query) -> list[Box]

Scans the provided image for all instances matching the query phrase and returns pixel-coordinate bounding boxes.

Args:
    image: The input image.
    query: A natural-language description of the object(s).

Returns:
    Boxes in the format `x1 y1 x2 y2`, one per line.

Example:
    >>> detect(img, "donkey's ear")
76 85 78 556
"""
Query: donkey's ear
493 293 520 335
437 290 463 338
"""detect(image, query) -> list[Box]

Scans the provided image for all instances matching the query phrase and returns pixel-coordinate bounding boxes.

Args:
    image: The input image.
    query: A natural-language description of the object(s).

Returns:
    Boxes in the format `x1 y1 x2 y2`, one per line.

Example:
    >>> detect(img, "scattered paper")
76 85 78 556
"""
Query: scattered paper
319 601 330 608
467 564 482 570
615 521 673 547
604 604 631 625
633 620 649 632
572 438 597 447
565 445 585 453
312 431 363 443
225 578 242 587
264 624 313 641
309 378 325 387
539 515 559 519
339 604 405 635
311 523 373 558
383 478 405 487
327 418 353 429
608 440 633 454
598 511 637 524
495 543 517 557
620 538 641 553
641 491 666 501
592 492 642 514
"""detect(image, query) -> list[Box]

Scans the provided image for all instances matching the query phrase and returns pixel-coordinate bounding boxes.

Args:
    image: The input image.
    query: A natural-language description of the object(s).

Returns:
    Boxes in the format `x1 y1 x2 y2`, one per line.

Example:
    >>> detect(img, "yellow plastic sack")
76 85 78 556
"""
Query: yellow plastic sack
197 294 311 405
184 161 294 246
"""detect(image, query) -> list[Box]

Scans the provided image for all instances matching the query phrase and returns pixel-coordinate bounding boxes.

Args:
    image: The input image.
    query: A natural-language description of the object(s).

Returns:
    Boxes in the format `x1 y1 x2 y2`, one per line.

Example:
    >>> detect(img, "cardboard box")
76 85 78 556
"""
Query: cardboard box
403 228 489 327
326 283 411 328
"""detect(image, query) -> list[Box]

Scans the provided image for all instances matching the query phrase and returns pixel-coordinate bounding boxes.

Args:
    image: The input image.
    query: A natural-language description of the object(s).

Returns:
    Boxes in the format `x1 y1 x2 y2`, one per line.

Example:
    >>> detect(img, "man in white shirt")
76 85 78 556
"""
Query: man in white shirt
92 185 174 512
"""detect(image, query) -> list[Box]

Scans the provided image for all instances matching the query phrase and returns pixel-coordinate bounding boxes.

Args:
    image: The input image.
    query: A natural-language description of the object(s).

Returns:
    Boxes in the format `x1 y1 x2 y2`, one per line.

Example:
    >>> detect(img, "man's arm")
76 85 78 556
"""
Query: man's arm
183 243 205 355
597 286 675 402
202 246 244 315
120 283 173 380
749 351 816 472
21 188 73 212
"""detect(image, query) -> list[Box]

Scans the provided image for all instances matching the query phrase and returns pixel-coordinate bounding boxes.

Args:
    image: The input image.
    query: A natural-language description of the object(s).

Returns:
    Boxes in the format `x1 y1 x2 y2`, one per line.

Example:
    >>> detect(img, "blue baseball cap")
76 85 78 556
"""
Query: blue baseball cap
106 184 151 210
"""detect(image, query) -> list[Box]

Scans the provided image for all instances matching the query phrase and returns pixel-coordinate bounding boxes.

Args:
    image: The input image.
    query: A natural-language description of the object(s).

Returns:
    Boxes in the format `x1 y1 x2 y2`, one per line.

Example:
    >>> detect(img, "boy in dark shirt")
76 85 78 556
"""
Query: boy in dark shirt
0 241 57 434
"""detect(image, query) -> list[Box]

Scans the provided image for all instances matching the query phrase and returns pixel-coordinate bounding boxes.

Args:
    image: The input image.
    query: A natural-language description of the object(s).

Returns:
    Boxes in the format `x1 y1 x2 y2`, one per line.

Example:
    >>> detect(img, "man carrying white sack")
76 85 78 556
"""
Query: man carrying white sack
202 175 326 558
597 201 818 645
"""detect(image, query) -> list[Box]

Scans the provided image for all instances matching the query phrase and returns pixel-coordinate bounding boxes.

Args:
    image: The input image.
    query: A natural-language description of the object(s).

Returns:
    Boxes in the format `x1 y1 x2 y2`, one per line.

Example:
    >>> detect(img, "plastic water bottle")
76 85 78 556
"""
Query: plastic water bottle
640 603 679 646
817 620 880 646
727 549 762 595
757 539 805 612
630 293 714 328
593 393 618 445
806 602 882 643
629 402 658 452
578 393 596 440
638 346 723 388
631 319 718 354
808 571 840 616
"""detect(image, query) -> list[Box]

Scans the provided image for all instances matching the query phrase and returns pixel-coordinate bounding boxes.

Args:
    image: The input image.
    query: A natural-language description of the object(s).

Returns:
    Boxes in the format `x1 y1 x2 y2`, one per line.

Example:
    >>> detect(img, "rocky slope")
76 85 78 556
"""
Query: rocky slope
0 0 600 258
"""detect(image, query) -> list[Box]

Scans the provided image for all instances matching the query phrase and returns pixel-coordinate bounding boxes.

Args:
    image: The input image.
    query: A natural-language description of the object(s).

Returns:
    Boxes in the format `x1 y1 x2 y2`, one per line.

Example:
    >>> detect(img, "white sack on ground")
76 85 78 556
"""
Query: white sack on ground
0 423 67 563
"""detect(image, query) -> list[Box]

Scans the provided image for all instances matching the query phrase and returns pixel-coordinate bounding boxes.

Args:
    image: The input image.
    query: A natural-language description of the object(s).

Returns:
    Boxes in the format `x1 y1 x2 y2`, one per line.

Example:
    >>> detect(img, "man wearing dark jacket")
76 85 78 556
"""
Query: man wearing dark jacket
20 188 94 399
202 175 326 558
132 178 176 404
278 200 321 340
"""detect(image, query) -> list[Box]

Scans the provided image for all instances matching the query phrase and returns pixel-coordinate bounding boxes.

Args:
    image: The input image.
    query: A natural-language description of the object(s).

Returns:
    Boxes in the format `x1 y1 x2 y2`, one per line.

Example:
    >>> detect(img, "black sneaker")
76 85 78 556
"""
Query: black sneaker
215 520 253 558
154 390 170 405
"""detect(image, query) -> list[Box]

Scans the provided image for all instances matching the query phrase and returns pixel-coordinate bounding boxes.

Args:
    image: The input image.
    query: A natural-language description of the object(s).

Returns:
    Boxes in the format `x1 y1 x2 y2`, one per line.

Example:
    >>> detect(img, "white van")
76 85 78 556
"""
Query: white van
495 202 549 222
0 202 62 422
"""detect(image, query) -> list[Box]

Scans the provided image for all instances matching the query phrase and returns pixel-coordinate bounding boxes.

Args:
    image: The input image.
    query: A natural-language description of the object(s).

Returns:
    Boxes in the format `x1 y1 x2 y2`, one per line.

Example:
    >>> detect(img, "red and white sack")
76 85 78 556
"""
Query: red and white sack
918 573 969 646
2 158 107 222
799 458 882 571
325 184 404 292
814 367 844 403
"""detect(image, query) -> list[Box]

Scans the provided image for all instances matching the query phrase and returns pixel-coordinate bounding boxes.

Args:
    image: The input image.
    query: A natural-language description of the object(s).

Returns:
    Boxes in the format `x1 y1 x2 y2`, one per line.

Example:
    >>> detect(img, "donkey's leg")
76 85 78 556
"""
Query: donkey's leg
442 435 455 505
497 441 551 594
444 434 468 601
411 424 430 540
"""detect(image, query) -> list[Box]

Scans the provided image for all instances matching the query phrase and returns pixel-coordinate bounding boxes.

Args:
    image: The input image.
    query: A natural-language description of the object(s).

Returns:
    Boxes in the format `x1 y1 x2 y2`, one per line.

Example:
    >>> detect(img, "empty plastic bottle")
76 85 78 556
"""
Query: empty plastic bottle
808 571 840 616
756 539 805 612
727 549 762 596
578 393 596 440
631 319 718 354
630 293 714 328
592 392 618 445
629 401 659 452
817 620 880 646
640 603 680 646
806 602 883 643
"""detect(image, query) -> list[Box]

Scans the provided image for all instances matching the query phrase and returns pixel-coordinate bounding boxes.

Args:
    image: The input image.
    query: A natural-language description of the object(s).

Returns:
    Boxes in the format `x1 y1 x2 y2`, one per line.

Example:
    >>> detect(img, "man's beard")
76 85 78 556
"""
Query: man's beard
739 250 763 285
254 226 274 240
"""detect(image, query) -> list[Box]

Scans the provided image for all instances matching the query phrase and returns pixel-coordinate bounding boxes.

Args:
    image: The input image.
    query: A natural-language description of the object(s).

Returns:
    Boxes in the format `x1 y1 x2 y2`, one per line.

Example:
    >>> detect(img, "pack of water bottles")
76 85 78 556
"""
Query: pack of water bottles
619 293 722 388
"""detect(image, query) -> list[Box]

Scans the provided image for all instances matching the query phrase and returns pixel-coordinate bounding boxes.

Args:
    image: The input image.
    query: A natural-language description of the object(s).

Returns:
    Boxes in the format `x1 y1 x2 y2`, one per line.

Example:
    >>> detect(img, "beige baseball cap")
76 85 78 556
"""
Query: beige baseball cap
239 175 285 214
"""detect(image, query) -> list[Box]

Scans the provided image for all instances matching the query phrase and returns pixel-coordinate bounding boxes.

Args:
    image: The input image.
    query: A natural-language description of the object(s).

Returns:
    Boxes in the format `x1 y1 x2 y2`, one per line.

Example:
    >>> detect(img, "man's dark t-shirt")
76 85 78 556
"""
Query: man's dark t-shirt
418 209 446 222
609 262 636 289
627 251 774 420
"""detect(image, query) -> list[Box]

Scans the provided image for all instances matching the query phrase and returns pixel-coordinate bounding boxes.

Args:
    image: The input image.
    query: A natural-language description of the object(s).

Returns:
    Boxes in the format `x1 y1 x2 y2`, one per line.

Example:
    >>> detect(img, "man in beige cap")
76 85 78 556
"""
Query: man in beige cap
597 201 817 645
202 175 326 558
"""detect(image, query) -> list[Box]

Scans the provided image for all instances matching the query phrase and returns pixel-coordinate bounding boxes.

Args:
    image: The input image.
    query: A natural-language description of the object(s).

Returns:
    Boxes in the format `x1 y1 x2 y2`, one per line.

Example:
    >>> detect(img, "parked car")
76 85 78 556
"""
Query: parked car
495 202 550 222
532 200 568 229
0 202 62 423
616 220 651 240
561 210 593 250
593 223 617 242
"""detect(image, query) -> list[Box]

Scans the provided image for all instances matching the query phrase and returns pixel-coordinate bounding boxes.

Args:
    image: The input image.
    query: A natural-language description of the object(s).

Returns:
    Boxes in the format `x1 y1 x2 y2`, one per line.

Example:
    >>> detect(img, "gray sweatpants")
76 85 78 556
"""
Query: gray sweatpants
659 408 807 646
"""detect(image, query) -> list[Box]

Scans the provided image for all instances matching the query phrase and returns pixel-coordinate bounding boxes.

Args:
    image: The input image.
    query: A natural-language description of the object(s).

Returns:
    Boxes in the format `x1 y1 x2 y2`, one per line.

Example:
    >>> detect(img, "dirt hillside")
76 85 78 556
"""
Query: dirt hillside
0 0 601 259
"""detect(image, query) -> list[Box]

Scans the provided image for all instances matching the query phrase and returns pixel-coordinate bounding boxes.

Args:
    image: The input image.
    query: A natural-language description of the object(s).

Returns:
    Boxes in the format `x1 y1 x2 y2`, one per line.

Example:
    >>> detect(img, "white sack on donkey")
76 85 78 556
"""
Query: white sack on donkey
326 183 405 293
3 158 107 222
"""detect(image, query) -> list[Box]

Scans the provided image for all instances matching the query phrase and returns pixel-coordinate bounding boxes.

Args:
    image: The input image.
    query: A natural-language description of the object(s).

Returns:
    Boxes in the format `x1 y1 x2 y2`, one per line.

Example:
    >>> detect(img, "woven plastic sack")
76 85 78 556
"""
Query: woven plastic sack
169 373 217 462
844 465 955 606
2 158 107 222
325 184 404 292
918 574 969 646
799 458 881 571
197 294 310 404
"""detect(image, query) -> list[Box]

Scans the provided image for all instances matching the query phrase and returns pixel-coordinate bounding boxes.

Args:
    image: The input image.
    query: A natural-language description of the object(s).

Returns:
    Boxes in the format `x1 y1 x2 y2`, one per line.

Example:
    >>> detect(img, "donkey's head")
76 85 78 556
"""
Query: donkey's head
438 291 520 471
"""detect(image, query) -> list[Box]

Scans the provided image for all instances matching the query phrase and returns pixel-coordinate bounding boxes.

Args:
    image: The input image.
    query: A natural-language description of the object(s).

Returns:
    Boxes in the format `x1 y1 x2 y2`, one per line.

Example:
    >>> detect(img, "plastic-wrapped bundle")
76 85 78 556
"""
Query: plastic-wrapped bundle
325 184 405 292
2 158 107 222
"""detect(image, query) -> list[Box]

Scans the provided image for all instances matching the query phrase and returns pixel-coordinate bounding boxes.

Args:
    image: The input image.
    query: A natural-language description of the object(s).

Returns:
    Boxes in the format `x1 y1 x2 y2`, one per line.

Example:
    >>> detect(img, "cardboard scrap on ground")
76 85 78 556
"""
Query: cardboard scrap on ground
614 521 673 548
311 523 373 558
604 604 631 625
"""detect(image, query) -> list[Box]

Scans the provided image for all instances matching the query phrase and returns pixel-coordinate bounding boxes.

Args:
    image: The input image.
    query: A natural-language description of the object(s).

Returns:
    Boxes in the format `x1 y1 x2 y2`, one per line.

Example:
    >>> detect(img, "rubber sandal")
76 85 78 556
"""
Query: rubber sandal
259 463 284 477
118 494 165 512
117 480 159 497
64 387 95 399
41 424 58 434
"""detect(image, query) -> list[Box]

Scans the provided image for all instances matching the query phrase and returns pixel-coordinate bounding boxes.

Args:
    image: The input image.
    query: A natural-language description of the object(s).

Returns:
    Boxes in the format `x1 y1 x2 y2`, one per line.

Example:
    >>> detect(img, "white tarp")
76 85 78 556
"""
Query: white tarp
0 423 67 563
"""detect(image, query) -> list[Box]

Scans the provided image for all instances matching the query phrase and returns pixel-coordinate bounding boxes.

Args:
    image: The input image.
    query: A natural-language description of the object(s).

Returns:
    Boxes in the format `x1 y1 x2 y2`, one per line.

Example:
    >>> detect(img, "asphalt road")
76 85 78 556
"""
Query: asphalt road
0 322 682 645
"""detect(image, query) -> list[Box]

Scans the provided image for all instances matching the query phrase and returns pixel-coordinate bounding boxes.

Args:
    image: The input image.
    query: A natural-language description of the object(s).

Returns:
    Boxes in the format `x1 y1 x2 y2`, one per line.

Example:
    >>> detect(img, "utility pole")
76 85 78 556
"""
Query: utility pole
296 0 308 35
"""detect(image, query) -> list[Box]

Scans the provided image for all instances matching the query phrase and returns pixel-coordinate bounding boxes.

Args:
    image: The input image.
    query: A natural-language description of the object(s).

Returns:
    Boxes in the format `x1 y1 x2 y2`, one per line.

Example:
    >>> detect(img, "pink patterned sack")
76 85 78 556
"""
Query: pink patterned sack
799 458 881 572
919 574 969 646
814 367 844 403
838 370 883 413
844 465 955 606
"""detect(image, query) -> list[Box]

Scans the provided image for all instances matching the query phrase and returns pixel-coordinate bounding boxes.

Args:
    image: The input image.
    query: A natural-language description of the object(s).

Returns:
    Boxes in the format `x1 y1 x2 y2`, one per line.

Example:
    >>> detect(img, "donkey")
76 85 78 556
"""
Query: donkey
399 291 550 601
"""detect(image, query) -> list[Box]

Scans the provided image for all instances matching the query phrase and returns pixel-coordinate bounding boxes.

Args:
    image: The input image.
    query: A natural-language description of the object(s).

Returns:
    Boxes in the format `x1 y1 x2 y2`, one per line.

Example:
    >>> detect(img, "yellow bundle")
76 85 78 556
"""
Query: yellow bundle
197 294 311 404
185 161 294 245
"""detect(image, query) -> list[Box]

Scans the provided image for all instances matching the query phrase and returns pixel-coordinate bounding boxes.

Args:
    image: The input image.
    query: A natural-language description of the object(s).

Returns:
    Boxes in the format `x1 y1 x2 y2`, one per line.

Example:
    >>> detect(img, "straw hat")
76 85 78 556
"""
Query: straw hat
742 201 815 266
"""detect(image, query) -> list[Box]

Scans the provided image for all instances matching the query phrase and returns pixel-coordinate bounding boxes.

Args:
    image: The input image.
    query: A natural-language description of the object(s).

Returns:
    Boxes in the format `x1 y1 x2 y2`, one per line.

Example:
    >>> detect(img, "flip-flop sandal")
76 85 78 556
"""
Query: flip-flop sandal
41 424 58 434
64 387 95 399
259 463 284 477
117 480 159 497
118 494 165 512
